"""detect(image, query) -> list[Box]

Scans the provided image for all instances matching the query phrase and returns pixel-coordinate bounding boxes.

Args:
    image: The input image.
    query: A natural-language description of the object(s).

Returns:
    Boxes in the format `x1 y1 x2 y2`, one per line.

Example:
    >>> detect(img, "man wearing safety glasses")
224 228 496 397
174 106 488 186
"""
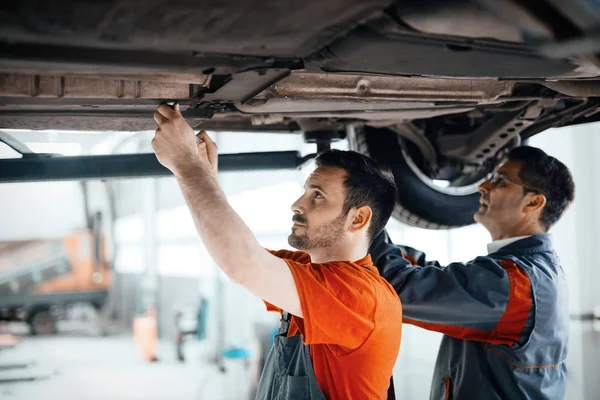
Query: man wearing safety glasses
369 146 575 400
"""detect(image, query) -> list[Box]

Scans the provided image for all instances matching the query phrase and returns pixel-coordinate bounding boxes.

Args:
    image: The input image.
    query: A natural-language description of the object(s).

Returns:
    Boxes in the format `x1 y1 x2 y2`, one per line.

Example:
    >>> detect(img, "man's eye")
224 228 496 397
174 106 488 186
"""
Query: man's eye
314 191 322 198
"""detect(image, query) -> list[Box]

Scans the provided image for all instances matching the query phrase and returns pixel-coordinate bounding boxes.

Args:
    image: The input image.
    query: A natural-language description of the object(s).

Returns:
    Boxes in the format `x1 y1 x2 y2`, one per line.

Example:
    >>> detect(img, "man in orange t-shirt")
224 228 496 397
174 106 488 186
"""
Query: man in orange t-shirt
264 249 402 399
152 103 402 399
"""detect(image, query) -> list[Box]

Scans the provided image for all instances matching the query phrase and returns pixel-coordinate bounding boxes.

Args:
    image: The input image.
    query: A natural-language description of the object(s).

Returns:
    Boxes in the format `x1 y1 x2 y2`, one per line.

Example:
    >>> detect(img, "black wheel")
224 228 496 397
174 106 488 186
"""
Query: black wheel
27 308 57 335
354 126 482 229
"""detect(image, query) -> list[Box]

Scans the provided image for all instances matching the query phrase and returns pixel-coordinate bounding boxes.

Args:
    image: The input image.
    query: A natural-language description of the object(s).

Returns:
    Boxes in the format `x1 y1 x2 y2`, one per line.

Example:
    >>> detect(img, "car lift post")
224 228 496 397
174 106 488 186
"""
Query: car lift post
0 130 316 183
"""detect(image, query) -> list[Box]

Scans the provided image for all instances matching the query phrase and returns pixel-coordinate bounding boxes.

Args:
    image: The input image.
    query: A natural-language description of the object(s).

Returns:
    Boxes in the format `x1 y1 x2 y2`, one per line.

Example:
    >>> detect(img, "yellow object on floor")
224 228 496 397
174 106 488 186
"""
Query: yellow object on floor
133 309 158 362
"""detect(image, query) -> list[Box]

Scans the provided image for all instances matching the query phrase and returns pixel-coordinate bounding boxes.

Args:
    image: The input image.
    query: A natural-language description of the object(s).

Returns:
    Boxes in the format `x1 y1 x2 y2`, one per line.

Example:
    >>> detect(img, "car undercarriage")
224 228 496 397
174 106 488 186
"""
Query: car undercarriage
2 0 600 227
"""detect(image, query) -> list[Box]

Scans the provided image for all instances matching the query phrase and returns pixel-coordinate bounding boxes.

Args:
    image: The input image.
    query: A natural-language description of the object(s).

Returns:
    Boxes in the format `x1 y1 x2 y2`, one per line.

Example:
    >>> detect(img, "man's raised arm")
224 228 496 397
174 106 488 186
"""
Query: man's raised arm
152 104 302 317
370 230 531 346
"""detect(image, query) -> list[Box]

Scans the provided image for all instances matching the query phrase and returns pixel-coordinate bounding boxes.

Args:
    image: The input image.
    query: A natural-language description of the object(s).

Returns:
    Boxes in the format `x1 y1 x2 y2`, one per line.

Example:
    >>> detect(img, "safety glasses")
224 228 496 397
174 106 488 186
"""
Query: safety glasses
488 171 540 194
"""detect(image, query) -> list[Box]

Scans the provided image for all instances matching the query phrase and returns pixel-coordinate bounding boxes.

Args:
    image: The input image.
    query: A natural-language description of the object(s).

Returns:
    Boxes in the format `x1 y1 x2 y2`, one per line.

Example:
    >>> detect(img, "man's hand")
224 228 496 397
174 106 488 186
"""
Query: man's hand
152 104 217 176
195 130 219 180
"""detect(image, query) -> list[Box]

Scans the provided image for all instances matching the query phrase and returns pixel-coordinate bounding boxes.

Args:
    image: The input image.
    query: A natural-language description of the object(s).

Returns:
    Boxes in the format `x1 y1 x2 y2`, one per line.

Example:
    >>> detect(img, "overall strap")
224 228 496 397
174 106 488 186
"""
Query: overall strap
279 311 292 336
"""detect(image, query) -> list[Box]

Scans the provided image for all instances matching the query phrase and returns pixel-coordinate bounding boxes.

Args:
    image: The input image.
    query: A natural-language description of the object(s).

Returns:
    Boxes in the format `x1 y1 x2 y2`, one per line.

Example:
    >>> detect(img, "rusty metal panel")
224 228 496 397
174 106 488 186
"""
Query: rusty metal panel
0 74 193 99
38 76 60 98
0 74 29 97
253 72 516 103
62 77 119 98
136 81 190 99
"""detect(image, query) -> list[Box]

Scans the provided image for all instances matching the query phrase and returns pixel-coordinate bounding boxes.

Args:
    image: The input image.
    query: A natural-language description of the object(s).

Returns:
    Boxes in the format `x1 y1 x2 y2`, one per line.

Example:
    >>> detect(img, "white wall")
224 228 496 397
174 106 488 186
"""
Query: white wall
0 181 86 240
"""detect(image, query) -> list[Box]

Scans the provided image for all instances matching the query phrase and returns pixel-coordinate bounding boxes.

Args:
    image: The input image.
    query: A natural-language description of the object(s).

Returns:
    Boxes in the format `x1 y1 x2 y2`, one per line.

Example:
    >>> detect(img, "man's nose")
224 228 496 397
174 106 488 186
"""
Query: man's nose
291 197 304 214
478 179 491 194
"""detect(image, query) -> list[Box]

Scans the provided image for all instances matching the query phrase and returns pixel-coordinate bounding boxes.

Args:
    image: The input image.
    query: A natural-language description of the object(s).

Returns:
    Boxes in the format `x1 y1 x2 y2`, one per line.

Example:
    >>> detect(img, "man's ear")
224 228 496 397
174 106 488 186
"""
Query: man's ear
348 205 372 233
523 193 546 214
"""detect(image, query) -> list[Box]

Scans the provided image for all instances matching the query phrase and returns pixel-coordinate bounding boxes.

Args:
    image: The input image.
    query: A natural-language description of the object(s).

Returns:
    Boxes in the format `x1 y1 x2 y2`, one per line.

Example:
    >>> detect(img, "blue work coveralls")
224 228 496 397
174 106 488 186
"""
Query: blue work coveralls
369 232 568 400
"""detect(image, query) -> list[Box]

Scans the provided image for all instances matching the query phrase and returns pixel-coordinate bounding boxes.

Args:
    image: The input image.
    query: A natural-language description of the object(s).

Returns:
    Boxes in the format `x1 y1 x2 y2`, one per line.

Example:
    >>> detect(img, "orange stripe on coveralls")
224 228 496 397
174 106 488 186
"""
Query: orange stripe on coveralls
403 261 532 345
402 318 491 341
488 260 532 346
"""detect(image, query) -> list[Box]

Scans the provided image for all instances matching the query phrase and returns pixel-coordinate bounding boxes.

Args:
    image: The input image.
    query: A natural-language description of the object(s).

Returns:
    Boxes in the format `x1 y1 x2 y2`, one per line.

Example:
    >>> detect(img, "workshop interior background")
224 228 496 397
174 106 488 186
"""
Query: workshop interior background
0 124 598 400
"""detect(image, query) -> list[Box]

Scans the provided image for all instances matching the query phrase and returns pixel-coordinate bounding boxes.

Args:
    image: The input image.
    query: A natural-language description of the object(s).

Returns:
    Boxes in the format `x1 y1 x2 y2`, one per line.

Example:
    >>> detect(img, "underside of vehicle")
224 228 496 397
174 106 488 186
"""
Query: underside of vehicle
1 0 600 228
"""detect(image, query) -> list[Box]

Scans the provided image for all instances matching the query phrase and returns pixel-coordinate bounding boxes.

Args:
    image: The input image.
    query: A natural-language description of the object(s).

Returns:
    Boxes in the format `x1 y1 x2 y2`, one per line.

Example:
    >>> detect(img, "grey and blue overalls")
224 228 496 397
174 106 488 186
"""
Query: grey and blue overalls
370 232 568 400
255 311 327 400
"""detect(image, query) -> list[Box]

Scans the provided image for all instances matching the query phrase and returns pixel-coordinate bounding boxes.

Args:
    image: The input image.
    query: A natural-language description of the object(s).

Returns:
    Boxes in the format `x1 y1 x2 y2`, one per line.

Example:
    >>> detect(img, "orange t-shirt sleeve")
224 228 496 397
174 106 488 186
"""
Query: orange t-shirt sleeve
264 300 282 313
284 259 376 350
263 249 311 313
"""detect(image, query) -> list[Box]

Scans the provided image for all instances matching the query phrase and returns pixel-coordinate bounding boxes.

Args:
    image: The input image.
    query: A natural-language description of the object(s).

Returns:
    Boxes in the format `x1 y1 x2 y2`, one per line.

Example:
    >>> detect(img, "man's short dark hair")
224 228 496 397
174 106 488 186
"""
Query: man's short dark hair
315 150 397 242
507 146 575 230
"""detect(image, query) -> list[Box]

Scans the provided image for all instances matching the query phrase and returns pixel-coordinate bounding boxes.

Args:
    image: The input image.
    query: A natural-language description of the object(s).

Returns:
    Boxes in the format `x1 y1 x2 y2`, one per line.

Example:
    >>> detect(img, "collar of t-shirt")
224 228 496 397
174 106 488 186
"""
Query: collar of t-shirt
487 235 532 255
354 253 377 273
296 252 377 273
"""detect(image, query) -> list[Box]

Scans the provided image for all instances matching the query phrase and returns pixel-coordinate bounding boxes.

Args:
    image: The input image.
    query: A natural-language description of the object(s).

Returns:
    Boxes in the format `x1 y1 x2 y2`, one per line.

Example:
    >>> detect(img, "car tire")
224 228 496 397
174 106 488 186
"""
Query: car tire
27 308 57 335
354 126 481 229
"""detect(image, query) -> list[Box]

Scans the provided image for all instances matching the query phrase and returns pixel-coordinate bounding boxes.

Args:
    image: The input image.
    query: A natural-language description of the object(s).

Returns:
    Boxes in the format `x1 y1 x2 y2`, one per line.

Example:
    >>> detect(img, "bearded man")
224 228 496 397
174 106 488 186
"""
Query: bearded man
152 103 403 400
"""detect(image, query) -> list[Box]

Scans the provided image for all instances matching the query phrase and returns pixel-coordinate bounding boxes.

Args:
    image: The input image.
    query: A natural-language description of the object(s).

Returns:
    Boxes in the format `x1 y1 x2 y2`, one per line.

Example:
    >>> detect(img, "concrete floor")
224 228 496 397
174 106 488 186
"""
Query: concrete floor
0 334 254 400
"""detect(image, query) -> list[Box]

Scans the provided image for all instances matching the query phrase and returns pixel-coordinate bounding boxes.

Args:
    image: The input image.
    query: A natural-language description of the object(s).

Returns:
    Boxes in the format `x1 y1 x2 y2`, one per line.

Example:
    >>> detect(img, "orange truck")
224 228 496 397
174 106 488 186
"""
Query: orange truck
0 231 111 334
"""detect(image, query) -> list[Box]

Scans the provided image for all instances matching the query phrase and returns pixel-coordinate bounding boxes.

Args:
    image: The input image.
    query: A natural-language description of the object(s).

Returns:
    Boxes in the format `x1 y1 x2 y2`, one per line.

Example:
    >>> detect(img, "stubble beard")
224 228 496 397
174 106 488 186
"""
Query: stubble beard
288 212 347 251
